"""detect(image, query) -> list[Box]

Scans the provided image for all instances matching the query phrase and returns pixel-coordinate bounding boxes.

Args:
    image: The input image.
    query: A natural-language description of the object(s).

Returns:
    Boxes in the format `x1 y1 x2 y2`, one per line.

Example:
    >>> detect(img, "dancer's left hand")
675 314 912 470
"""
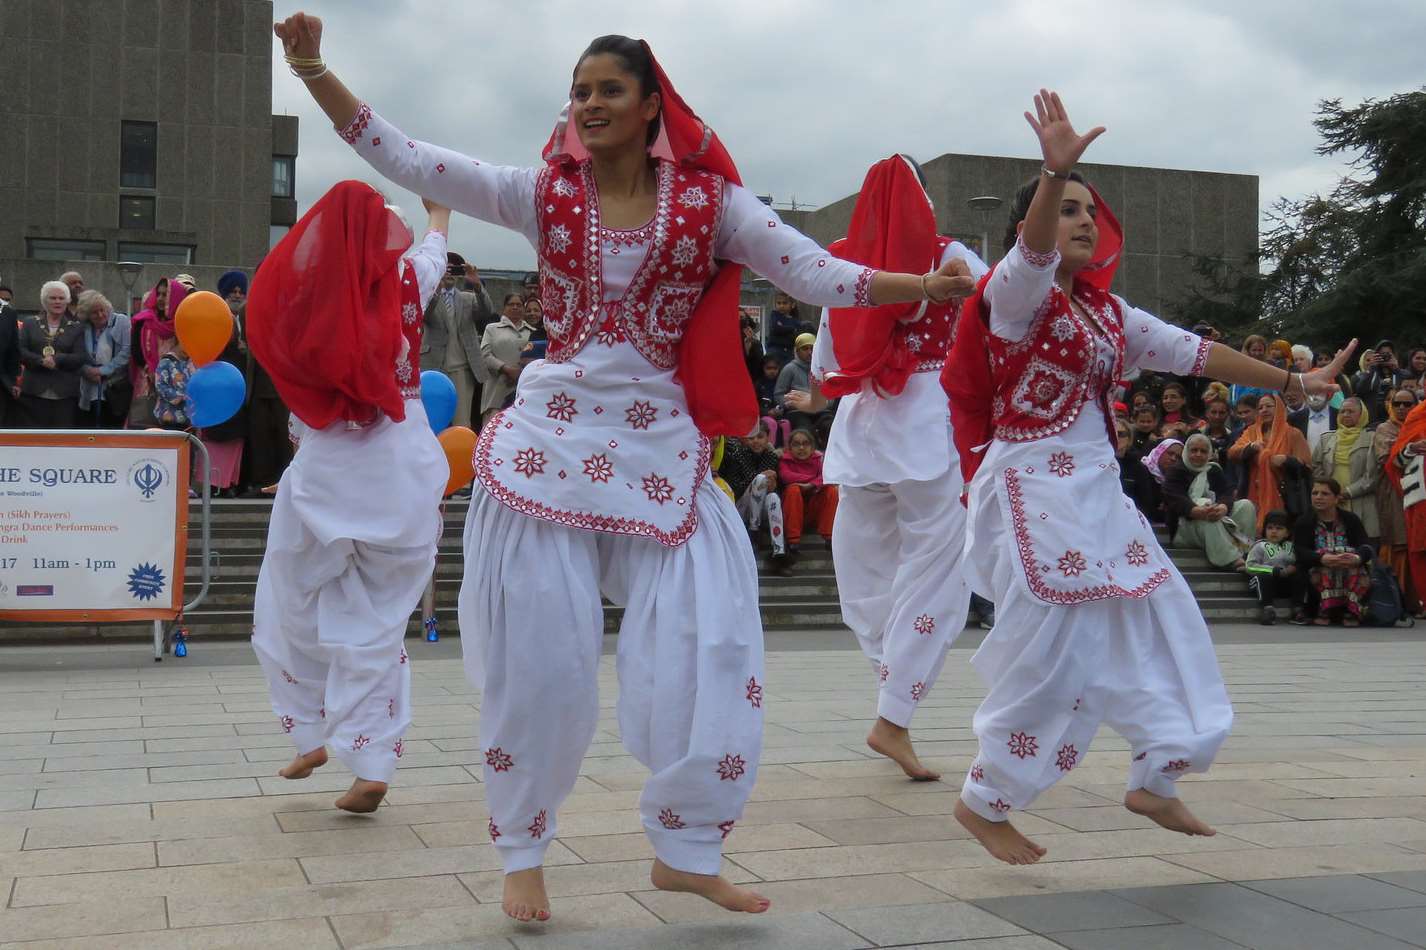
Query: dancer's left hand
1299 339 1358 396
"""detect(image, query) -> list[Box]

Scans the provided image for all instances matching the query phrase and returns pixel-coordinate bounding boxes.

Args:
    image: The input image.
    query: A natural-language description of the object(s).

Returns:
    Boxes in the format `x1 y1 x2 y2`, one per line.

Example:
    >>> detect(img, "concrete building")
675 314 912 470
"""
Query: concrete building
781 153 1259 319
0 0 296 314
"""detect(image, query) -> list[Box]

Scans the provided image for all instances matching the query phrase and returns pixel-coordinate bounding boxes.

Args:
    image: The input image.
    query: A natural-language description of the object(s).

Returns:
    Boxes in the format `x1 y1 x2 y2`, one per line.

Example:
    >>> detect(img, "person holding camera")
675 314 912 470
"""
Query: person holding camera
1354 339 1407 424
424 252 495 429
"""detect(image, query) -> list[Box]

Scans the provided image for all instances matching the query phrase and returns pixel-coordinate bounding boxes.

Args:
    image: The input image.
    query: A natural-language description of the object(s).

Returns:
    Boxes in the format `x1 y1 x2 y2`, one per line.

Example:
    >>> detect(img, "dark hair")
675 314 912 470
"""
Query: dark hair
753 420 771 436
1313 476 1343 497
1133 404 1160 420
1003 170 1089 251
898 154 929 190
1262 509 1291 530
788 427 817 447
0 284 11 295
575 35 662 145
1235 393 1258 409
503 292 524 307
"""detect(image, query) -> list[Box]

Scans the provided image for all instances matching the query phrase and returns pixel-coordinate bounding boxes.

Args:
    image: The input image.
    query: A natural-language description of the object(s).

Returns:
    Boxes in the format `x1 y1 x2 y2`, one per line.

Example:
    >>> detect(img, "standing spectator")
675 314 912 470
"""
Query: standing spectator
421 255 494 429
1230 393 1313 531
1267 339 1293 370
0 289 19 426
1294 477 1374 626
17 281 86 427
59 271 85 319
1354 339 1406 422
523 296 546 343
774 333 825 433
1291 344 1314 374
1229 334 1275 407
128 276 188 427
76 291 132 428
765 291 807 364
1289 389 1338 447
1376 388 1422 615
198 284 250 498
0 284 14 304
225 270 291 496
1158 381 1200 430
478 293 532 426
1385 398 1426 620
740 312 764 384
1403 347 1426 388
777 428 838 576
1165 433 1256 569
1310 396 1379 543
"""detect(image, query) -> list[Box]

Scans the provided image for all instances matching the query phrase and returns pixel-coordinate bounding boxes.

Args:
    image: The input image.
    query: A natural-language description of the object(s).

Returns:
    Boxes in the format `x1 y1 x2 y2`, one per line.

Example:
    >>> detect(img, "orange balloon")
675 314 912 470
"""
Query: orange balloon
174 291 234 366
438 426 477 497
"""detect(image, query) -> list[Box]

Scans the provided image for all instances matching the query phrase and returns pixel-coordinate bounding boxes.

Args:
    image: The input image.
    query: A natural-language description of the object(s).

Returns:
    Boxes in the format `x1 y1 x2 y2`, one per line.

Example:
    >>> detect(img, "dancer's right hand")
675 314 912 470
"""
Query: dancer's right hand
274 11 323 60
1024 89 1104 176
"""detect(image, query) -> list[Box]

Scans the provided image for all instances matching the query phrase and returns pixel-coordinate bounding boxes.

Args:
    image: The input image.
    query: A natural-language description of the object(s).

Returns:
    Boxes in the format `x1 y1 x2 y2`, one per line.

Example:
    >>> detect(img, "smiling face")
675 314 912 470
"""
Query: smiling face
744 427 769 454
570 52 660 157
524 299 543 325
1161 387 1184 413
787 431 815 460
1247 339 1267 361
1257 394 1278 426
1054 180 1099 272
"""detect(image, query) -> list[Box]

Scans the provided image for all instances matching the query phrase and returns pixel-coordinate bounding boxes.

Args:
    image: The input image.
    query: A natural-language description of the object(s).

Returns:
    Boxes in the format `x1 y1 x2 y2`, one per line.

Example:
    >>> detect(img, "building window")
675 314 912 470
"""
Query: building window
119 195 156 230
272 156 295 198
117 242 193 265
26 238 108 261
120 121 158 189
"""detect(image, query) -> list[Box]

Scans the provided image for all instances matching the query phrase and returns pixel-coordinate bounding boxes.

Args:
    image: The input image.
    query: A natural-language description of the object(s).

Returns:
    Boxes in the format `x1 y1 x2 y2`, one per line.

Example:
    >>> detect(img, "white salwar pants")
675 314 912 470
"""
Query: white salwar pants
832 478 971 725
459 478 765 876
735 473 786 555
252 403 445 785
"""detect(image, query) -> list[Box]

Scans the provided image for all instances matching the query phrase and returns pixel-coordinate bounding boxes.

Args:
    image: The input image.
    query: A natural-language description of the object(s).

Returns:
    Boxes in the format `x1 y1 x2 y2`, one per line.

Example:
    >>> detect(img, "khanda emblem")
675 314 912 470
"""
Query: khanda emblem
134 462 164 499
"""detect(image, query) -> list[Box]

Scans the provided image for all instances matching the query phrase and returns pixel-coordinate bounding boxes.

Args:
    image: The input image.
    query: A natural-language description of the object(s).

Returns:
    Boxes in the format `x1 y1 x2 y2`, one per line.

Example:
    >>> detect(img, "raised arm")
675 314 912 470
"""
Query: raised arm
405 200 451 309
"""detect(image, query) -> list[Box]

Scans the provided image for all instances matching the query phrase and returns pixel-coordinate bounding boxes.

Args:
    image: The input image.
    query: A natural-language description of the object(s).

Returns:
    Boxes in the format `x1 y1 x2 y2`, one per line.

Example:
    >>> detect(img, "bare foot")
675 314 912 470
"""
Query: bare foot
278 746 327 779
867 717 940 781
502 867 551 922
335 778 387 813
651 858 770 913
954 799 1047 865
1124 789 1217 836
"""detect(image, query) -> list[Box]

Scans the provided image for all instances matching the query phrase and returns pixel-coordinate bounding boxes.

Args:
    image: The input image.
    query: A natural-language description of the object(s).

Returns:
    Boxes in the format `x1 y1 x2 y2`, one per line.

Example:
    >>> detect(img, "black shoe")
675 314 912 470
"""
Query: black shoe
1260 606 1276 626
1290 610 1309 626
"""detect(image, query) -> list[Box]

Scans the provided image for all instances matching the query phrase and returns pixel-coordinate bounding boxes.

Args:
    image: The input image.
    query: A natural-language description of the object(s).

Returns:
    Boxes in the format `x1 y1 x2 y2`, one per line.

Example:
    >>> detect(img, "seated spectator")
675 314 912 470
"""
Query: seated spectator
1202 397 1235 464
775 333 828 434
1311 396 1379 544
721 423 785 558
1128 404 1160 463
1230 393 1313 531
1129 390 1152 414
1375 388 1424 615
17 280 86 428
1159 381 1202 431
153 341 194 430
1141 438 1183 524
1293 477 1374 626
1164 433 1256 569
76 290 132 429
777 428 838 575
1115 417 1156 517
1354 340 1405 423
1246 510 1299 625
1159 420 1190 444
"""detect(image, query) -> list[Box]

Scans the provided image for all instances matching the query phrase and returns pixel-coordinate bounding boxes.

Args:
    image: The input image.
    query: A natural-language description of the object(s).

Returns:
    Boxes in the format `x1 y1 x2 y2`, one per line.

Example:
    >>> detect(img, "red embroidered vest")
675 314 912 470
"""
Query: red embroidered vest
902 236 957 371
535 160 722 369
988 284 1124 444
395 260 423 399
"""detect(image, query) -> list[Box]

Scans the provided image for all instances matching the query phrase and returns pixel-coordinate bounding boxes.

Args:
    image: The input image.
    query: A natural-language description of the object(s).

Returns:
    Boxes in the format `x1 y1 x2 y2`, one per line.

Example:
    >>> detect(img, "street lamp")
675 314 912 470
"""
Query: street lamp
966 196 1004 264
117 261 143 314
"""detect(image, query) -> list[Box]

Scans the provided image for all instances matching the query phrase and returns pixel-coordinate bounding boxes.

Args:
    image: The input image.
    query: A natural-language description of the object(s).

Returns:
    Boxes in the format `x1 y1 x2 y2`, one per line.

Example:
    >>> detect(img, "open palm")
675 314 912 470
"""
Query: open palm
1024 89 1105 174
1301 339 1359 396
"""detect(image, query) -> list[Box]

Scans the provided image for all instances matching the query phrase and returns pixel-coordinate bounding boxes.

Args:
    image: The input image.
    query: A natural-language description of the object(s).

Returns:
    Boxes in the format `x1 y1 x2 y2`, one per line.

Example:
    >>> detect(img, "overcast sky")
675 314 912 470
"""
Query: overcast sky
272 0 1425 270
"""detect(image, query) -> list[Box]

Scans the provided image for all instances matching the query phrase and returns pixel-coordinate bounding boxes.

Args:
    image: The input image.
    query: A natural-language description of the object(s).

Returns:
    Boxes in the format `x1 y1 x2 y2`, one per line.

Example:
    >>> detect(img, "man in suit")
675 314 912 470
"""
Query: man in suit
422 252 495 429
0 289 19 427
1288 390 1339 450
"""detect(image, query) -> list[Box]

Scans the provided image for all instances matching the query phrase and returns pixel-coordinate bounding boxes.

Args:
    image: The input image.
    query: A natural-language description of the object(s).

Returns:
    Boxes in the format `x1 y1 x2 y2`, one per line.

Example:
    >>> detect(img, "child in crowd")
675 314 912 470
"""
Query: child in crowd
777 428 838 575
1245 510 1298 625
153 342 193 429
721 422 786 558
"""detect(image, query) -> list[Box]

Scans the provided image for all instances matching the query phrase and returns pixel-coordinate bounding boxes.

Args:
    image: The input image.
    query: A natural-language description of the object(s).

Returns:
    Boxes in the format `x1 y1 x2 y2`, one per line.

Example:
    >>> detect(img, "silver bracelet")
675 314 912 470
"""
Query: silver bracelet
1041 164 1069 180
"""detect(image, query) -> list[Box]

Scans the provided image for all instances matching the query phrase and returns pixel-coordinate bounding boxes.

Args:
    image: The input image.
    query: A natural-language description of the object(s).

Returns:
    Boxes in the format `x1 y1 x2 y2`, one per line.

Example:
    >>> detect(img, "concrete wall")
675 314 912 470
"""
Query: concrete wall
0 0 284 311
784 154 1259 318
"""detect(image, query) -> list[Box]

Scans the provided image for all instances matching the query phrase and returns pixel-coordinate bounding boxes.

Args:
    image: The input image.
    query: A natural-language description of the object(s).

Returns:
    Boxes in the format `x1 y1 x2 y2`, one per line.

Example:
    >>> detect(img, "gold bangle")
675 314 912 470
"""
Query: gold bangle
283 54 325 65
289 64 329 80
920 272 932 301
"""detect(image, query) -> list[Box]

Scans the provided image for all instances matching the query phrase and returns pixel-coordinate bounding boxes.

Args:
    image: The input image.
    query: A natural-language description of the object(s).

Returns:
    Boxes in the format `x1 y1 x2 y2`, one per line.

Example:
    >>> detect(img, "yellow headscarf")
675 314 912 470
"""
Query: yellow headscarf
1333 397 1367 471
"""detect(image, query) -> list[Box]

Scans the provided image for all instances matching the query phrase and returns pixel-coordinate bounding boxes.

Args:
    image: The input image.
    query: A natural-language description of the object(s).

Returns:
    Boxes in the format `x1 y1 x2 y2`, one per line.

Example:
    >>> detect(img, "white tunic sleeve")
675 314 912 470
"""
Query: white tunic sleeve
1117 297 1212 377
405 229 448 310
810 308 835 382
715 183 875 309
985 237 1059 341
338 104 540 246
944 239 990 281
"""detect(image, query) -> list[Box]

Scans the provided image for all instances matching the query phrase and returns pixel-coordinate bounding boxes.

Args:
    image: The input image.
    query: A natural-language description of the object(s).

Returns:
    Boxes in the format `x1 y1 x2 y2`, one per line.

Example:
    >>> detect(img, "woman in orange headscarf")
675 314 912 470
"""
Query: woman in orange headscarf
1229 392 1313 531
1385 397 1426 618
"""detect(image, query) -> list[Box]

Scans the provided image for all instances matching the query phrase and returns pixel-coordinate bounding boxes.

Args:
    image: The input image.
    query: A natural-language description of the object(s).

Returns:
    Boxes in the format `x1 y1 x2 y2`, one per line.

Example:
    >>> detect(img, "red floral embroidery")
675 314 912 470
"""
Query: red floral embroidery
970 764 985 783
393 738 404 758
913 614 936 636
281 669 298 685
1048 451 1076 477
718 820 735 840
352 734 371 751
545 392 578 422
575 453 614 485
485 747 515 772
1190 337 1212 377
1125 540 1150 567
279 715 294 733
1058 550 1088 577
717 754 747 781
528 809 547 838
745 676 763 708
854 267 874 308
1008 731 1039 759
625 399 658 430
338 102 372 143
1056 743 1079 772
488 818 501 841
658 808 686 830
399 648 408 664
1162 759 1192 775
990 798 1013 814
910 681 926 701
642 473 675 505
878 663 889 684
513 447 548 478
595 317 626 347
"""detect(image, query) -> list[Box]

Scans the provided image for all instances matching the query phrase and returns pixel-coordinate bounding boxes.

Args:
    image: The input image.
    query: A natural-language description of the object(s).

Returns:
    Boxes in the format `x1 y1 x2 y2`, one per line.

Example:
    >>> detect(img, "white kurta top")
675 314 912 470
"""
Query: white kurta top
811 241 988 486
340 106 874 546
965 239 1210 605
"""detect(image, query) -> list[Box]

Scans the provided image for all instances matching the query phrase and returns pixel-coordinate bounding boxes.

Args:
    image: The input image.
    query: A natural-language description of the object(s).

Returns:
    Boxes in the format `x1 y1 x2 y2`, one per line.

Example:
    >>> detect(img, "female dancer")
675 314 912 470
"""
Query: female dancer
800 155 987 780
274 12 974 921
247 182 450 815
943 90 1354 864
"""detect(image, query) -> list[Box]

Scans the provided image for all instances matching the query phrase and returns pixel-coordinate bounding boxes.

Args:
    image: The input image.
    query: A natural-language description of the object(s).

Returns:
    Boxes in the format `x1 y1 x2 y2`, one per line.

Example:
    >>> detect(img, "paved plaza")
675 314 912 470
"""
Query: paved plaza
0 628 1423 949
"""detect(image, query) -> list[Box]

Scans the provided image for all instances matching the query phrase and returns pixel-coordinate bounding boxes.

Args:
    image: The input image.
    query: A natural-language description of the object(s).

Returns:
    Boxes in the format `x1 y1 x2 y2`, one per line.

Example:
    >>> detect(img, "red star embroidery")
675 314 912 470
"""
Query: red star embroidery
878 663 889 684
990 798 1012 814
281 669 298 685
485 747 515 772
279 715 294 733
1125 540 1150 567
1058 550 1088 577
371 136 381 146
745 676 763 708
718 820 735 840
1056 743 1079 772
393 738 404 758
970 764 985 783
513 447 548 478
625 399 658 430
1048 451 1076 477
545 392 578 422
435 162 446 173
1162 759 1192 775
717 753 747 781
913 614 936 636
1008 731 1039 759
910 681 926 701
658 808 686 830
488 818 501 841
582 453 615 484
352 734 370 751
528 809 547 838
642 473 675 505
399 648 408 664
1026 370 1065 409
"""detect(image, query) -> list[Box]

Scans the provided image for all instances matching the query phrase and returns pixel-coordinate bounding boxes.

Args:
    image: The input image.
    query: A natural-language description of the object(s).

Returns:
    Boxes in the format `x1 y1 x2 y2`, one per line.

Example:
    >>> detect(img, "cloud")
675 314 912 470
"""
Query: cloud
272 0 1425 268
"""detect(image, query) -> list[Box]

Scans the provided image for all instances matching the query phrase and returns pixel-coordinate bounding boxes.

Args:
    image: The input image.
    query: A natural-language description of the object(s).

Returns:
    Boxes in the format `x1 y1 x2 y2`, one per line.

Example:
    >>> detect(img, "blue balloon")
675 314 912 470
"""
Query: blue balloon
420 370 457 432
187 362 246 428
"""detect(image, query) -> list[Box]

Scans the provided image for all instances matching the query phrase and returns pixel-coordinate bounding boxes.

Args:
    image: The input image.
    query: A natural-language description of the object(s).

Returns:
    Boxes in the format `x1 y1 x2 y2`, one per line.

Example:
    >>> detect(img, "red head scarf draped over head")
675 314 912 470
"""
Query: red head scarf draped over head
941 183 1124 494
543 40 756 437
822 155 940 399
248 180 413 430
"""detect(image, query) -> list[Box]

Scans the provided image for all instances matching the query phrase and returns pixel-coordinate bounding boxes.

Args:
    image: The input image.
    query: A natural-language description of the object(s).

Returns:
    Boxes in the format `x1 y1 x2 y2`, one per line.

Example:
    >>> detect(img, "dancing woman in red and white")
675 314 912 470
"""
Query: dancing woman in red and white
275 12 975 921
943 91 1355 865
